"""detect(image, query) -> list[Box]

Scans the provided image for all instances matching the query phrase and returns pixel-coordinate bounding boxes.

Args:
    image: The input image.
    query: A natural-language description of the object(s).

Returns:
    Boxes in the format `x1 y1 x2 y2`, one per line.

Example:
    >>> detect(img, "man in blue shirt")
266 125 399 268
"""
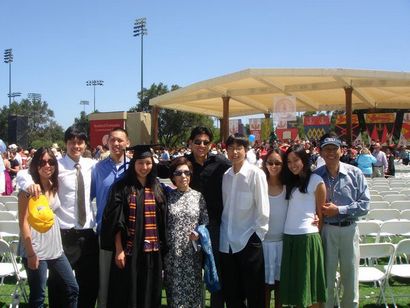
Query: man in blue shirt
91 127 130 308
315 132 370 308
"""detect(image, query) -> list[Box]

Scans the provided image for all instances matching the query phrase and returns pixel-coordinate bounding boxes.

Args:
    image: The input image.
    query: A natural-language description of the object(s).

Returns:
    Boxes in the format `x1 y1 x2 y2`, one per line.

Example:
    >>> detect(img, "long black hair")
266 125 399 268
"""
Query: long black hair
29 147 59 194
283 144 312 200
123 156 165 203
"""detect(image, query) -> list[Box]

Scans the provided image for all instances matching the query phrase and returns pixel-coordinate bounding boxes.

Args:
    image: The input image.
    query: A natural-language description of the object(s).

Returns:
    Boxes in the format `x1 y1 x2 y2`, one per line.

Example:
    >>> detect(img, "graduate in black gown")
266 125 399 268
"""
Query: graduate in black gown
100 145 167 308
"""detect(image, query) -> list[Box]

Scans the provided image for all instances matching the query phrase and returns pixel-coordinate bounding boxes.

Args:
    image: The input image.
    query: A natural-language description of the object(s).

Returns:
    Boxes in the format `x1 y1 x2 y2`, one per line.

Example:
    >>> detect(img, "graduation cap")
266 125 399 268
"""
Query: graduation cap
126 144 161 160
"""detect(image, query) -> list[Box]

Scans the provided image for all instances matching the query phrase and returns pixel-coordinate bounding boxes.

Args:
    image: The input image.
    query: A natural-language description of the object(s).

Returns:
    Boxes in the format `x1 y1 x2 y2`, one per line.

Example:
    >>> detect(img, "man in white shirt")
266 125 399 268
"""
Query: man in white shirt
18 126 99 308
219 134 269 308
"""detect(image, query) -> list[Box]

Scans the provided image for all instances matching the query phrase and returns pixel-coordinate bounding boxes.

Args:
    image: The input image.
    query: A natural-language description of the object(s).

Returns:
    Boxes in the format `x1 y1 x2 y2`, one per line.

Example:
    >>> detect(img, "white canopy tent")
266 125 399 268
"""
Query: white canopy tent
150 68 410 142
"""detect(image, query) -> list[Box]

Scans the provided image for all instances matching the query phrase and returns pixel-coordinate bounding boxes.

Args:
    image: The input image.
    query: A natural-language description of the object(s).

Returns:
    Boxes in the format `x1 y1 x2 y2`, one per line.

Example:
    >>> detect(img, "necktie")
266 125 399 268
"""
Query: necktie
75 163 86 226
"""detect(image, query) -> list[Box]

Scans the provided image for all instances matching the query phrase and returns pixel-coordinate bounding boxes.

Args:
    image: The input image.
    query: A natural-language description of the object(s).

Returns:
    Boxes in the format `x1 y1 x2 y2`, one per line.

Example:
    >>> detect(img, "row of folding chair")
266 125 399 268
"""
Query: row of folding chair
0 221 20 240
358 220 410 243
370 194 408 202
365 209 410 222
369 200 410 211
0 201 18 211
0 196 17 204
356 239 410 306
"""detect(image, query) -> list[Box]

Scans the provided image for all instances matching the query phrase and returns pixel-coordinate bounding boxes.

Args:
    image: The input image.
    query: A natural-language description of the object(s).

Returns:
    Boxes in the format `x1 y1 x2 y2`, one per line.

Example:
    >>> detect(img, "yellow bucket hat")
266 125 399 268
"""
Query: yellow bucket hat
28 195 54 233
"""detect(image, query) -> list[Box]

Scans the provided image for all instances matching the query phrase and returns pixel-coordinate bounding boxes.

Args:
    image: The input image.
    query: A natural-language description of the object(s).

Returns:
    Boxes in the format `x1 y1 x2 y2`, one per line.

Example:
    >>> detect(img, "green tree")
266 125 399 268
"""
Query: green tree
73 111 90 134
0 99 64 148
129 83 215 147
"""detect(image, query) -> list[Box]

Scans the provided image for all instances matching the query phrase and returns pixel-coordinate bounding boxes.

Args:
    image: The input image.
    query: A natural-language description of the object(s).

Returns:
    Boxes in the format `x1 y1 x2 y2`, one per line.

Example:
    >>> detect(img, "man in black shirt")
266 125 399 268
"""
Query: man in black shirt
186 127 230 308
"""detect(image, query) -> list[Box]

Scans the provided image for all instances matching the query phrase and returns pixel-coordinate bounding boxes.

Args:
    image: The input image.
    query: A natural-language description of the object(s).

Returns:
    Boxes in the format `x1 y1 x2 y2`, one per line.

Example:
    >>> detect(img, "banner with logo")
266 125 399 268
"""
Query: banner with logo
400 113 410 144
273 96 296 129
229 119 242 135
365 113 396 144
276 128 299 142
249 118 262 142
303 116 330 140
334 114 360 140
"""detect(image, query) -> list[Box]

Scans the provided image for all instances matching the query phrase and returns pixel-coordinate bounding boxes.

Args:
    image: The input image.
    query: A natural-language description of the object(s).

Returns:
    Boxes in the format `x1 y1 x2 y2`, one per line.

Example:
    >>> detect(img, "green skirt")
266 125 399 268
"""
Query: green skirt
280 233 327 307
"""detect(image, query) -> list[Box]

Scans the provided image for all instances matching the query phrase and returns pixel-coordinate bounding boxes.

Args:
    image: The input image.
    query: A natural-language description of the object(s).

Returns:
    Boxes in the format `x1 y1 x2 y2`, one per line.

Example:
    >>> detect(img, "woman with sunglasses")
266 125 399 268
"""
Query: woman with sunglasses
101 145 167 308
18 147 78 308
164 156 208 307
261 148 287 308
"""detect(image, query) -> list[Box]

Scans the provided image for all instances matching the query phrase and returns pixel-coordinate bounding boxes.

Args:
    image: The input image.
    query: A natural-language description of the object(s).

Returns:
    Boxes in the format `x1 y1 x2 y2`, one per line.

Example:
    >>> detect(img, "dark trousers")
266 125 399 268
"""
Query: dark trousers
207 222 225 308
48 228 99 308
220 233 265 308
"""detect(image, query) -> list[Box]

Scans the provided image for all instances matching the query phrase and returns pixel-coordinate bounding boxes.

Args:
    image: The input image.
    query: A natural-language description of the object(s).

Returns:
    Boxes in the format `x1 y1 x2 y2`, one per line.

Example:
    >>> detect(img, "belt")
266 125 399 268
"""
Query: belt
325 221 354 227
60 228 95 235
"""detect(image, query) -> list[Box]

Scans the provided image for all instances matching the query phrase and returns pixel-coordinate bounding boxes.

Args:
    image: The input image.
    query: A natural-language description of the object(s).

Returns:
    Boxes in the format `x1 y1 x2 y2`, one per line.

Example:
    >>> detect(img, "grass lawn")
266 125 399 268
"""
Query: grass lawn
0 277 409 307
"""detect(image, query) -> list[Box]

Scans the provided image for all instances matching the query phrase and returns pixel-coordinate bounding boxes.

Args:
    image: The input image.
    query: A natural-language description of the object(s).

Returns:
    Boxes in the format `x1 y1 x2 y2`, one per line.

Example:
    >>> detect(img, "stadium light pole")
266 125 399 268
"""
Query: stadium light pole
4 49 13 108
27 93 42 102
80 100 90 113
86 80 104 112
8 92 21 102
133 17 147 105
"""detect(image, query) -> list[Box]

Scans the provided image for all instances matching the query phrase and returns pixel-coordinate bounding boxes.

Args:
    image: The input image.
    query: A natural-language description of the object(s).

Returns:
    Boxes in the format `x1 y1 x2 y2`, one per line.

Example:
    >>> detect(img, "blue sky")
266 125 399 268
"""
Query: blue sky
1 0 410 129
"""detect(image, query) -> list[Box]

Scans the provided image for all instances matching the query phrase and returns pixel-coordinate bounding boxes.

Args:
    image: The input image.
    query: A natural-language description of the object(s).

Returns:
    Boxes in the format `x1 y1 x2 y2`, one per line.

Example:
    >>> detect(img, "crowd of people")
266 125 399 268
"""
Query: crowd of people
0 126 409 308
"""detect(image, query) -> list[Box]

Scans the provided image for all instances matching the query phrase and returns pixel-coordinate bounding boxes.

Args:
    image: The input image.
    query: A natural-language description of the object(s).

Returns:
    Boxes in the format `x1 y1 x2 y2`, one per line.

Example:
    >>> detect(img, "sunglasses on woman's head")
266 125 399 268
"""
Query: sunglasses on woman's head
173 170 192 177
39 159 56 167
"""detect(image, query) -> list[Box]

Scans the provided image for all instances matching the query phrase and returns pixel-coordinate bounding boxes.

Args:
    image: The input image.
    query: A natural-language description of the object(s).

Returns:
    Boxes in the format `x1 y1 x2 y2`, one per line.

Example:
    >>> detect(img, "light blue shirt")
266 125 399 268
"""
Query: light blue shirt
91 157 129 234
314 162 370 223
355 153 377 176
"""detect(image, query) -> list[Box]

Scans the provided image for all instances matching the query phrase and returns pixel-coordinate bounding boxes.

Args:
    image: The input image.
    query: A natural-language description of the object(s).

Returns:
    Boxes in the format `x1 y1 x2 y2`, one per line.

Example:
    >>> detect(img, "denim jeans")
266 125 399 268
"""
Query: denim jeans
23 253 78 308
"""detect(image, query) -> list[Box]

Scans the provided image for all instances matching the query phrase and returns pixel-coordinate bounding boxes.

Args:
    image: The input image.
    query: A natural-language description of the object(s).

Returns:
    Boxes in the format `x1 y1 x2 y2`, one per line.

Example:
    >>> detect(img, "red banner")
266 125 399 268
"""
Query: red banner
303 116 330 126
276 128 299 142
364 113 396 144
89 119 125 148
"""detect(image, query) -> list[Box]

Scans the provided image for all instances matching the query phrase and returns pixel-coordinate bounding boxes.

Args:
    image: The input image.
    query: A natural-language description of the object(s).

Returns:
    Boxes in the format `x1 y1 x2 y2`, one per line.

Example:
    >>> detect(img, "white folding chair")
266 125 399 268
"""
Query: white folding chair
379 190 400 196
383 194 408 203
358 243 396 307
0 211 17 221
390 200 410 211
379 221 410 243
357 221 381 243
401 209 410 221
0 221 20 240
370 195 384 201
0 196 18 204
372 185 389 192
366 209 400 223
385 239 410 303
5 201 18 212
400 189 410 197
369 201 390 210
0 203 7 211
389 182 406 190
0 239 28 302
388 239 410 278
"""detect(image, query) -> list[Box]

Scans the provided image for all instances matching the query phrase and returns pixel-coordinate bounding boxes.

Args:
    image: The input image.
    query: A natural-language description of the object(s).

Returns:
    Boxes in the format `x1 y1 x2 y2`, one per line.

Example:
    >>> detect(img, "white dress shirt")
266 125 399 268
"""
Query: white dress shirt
219 160 269 253
57 155 96 229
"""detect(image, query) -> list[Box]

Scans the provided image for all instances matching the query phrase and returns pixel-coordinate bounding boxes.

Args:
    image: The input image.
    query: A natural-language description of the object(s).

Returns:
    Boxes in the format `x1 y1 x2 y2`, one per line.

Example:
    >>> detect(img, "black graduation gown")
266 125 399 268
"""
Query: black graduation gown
100 178 167 308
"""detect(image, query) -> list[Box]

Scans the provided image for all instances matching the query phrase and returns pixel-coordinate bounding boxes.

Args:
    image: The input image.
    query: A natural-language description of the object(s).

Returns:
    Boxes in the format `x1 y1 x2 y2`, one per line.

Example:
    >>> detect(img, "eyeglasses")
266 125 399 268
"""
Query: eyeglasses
173 170 192 177
193 139 211 146
266 161 283 166
39 159 56 167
